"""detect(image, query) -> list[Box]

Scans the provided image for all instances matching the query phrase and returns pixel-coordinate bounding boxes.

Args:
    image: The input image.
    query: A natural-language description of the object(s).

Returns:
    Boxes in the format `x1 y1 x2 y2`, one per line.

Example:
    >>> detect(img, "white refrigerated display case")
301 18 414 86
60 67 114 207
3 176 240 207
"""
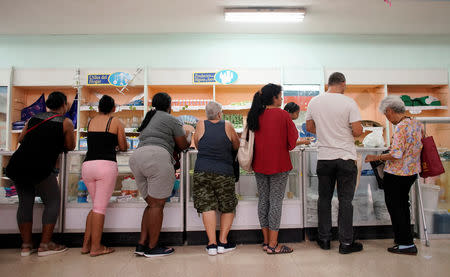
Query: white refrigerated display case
302 147 415 228
0 151 64 234
63 151 184 233
185 149 303 232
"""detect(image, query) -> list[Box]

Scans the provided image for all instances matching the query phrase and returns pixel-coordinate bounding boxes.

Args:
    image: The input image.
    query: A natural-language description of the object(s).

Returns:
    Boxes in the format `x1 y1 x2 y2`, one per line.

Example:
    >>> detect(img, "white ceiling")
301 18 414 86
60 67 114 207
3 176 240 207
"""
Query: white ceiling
1 0 450 35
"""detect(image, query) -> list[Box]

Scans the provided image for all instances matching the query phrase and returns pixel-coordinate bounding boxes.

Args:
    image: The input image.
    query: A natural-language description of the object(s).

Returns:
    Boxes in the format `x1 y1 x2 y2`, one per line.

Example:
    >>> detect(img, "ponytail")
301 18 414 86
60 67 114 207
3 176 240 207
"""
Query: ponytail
247 92 264 131
246 83 282 131
137 92 171 132
137 109 157 132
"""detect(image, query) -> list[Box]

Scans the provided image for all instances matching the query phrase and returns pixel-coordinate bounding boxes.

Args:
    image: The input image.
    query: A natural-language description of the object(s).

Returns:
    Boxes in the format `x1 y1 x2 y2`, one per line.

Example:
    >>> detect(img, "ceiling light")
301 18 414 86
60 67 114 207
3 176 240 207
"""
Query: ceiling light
224 8 306 23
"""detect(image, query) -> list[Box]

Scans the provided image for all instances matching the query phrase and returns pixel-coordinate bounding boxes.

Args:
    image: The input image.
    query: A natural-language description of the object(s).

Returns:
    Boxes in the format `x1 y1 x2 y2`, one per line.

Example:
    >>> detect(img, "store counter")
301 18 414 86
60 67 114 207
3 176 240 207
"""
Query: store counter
63 151 184 234
185 149 303 244
0 151 64 234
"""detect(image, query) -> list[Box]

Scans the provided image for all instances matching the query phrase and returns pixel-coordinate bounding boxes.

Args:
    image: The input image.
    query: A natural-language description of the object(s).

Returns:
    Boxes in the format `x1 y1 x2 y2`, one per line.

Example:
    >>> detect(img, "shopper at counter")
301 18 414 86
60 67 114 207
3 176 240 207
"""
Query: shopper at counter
305 72 364 254
284 102 312 146
365 96 423 256
193 101 240 256
247 84 298 254
130 92 192 258
81 95 127 257
6 91 75 257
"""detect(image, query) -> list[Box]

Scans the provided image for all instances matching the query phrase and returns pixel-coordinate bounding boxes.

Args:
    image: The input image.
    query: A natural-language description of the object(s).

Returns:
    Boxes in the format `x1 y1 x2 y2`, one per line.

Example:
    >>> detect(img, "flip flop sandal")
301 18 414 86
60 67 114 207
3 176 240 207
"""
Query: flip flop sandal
90 246 115 257
38 242 68 257
21 243 37 257
267 244 293 255
262 243 269 251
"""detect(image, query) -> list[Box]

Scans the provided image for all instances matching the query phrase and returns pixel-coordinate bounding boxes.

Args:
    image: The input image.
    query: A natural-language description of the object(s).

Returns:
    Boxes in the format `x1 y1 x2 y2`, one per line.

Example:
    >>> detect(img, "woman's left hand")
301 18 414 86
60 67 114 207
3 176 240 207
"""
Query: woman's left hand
365 155 378 163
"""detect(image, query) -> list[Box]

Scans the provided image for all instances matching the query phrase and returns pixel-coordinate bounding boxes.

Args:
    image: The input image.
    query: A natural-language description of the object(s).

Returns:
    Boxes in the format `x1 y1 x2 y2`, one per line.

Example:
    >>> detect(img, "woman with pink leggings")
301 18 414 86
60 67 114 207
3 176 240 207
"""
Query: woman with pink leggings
81 95 127 257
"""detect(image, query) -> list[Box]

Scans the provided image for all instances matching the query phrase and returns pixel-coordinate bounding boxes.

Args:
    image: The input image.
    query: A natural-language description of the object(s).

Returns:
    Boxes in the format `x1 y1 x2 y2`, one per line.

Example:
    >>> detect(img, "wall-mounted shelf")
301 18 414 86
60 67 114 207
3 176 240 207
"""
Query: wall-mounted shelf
405 106 448 114
80 105 144 112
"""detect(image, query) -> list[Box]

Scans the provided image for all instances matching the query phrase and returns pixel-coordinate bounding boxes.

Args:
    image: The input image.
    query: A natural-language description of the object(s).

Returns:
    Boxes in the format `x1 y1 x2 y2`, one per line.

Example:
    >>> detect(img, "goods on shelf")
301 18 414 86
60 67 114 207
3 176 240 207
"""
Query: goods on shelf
121 176 138 198
177 115 199 128
11 94 46 130
79 137 87 151
401 95 442 107
223 114 243 129
222 101 252 110
21 94 46 121
77 180 88 203
11 121 26 130
169 99 213 112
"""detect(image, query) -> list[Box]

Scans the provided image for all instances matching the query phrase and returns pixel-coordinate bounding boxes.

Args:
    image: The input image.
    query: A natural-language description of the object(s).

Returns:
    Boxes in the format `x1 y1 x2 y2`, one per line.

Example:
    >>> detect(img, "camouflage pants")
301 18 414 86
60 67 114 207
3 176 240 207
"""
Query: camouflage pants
193 171 237 213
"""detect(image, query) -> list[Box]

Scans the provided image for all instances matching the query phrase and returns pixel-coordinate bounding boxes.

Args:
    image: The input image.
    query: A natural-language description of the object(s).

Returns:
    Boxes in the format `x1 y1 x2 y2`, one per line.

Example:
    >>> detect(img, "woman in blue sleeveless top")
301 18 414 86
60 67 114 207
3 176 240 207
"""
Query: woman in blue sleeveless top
193 101 240 256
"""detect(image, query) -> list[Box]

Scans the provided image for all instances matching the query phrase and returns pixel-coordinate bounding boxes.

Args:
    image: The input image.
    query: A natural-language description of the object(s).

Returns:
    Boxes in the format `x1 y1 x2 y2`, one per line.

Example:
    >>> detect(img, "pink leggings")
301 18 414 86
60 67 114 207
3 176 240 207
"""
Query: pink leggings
82 160 118 215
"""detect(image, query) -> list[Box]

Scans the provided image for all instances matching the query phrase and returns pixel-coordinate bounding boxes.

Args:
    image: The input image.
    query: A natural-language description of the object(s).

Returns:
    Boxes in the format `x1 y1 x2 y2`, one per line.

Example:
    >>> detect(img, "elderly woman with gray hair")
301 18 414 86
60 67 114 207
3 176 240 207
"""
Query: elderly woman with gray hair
365 95 424 255
193 101 240 256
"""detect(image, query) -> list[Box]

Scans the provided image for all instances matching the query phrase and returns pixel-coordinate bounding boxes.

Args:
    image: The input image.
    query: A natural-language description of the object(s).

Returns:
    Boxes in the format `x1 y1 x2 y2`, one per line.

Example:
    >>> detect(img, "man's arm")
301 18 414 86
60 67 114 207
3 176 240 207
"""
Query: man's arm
351 121 363 137
306 119 316 134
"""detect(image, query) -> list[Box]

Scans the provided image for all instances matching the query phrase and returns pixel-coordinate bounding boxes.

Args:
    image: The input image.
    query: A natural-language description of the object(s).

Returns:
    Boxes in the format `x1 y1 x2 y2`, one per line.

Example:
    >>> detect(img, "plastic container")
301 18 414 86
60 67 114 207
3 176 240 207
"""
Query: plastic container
129 177 138 198
79 137 88 151
121 177 130 196
77 180 88 203
420 184 440 210
433 210 450 234
423 208 435 234
131 137 139 150
126 137 132 150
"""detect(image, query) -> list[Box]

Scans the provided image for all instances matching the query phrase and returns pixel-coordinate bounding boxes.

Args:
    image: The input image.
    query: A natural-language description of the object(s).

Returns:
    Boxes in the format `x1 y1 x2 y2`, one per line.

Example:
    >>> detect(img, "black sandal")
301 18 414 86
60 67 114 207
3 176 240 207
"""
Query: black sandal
267 244 293 254
262 243 268 251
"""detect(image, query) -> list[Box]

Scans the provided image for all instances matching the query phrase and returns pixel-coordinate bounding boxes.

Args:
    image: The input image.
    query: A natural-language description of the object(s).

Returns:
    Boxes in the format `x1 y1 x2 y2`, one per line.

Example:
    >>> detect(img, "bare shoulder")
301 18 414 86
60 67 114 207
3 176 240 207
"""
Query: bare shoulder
197 120 205 128
112 116 124 127
224 120 233 127
63 118 74 128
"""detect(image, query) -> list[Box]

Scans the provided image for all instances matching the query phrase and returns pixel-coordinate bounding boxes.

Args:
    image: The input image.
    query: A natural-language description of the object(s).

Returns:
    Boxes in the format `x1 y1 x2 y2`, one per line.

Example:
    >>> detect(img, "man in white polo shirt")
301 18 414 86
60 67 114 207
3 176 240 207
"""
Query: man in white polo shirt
306 72 363 254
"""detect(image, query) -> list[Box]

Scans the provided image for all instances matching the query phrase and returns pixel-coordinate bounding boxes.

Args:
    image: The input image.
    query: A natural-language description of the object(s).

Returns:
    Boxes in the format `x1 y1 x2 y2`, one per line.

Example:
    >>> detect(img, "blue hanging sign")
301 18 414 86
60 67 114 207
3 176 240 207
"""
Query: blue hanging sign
108 72 132 87
87 72 132 86
193 72 216 84
87 74 110 85
215 70 238 85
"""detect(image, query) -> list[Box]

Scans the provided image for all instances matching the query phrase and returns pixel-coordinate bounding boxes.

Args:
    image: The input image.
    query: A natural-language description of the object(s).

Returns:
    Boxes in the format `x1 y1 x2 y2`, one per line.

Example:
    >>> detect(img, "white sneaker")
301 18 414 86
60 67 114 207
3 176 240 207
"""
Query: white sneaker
217 241 236 254
206 244 218 256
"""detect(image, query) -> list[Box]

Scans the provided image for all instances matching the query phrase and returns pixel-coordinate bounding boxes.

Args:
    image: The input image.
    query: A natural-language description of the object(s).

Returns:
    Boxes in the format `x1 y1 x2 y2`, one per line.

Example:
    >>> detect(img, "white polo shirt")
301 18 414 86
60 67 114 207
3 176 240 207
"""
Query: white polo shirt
305 92 361 161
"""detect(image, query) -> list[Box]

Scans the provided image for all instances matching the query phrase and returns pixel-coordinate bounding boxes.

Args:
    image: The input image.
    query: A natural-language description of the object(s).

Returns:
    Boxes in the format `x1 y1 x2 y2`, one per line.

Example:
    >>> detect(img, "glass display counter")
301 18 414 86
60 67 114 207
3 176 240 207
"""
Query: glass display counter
185 149 303 231
64 151 184 233
0 151 64 233
302 147 414 228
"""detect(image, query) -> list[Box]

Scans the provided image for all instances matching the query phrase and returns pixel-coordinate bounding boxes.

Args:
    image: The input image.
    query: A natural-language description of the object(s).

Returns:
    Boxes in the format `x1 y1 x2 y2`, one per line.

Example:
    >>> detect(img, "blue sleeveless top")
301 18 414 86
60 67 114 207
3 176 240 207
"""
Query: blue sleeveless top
194 120 233 176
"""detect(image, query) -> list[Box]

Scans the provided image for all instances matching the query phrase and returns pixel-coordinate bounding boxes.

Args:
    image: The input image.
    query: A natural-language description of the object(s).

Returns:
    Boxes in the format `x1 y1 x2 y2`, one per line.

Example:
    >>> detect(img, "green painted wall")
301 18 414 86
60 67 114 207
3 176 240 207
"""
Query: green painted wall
1 34 450 69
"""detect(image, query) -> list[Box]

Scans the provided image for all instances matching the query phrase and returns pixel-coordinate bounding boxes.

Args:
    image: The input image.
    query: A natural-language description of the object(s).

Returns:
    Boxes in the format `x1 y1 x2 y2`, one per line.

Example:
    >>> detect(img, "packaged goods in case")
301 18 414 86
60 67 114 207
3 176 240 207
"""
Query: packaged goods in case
77 180 88 203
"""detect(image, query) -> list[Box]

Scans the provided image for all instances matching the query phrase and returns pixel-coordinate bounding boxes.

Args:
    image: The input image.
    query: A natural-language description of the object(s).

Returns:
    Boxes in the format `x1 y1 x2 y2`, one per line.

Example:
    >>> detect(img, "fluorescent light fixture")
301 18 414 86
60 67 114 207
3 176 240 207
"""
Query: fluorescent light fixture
224 8 306 23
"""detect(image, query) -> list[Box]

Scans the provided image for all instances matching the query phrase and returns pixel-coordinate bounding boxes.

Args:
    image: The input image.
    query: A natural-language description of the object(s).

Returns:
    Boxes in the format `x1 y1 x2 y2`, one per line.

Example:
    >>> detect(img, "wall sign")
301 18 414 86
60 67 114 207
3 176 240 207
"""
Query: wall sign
215 70 238 85
193 70 238 85
88 72 132 86
193 72 216 84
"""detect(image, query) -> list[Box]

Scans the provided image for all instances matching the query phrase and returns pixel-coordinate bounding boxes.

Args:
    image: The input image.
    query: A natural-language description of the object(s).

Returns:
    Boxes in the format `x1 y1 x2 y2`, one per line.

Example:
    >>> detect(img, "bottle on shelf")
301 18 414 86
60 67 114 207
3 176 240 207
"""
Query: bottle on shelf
129 177 138 198
77 180 88 203
79 137 87 151
132 116 139 128
131 137 139 149
121 176 130 196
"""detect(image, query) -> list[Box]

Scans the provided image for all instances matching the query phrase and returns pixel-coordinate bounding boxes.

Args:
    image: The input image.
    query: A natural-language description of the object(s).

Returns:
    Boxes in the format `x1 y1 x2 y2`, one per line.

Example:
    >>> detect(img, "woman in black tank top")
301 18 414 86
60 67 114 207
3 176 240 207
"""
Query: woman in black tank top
81 95 127 257
7 91 75 256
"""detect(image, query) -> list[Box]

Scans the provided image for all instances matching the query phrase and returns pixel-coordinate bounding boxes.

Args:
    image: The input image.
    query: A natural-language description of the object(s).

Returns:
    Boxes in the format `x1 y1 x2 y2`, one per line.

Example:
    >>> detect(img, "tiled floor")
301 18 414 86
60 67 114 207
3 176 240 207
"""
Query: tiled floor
0 239 449 277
